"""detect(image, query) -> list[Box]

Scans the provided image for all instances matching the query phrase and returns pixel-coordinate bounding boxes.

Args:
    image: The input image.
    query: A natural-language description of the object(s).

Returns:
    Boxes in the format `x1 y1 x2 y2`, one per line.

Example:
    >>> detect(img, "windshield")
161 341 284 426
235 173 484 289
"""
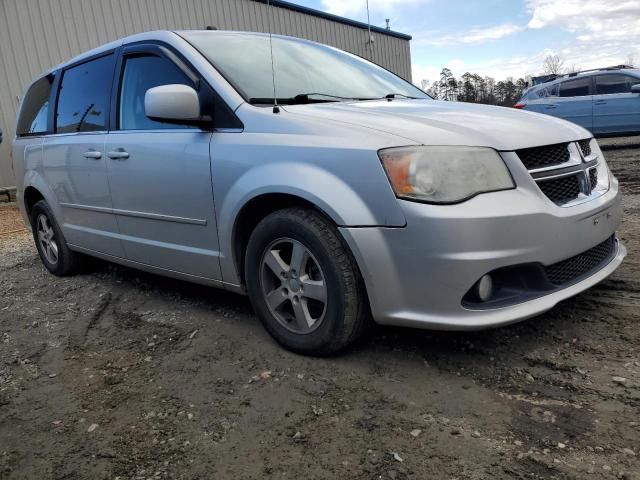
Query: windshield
181 31 430 104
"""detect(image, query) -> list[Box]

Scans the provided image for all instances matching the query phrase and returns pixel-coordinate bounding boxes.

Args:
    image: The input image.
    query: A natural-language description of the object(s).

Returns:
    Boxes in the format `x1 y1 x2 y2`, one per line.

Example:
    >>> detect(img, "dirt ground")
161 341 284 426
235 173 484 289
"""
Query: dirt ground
0 205 26 237
1 145 639 480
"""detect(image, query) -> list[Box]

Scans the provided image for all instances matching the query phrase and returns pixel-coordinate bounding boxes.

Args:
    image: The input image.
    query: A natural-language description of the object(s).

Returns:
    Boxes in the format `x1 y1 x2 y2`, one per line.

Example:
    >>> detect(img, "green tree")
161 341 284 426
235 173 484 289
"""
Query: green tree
439 68 454 100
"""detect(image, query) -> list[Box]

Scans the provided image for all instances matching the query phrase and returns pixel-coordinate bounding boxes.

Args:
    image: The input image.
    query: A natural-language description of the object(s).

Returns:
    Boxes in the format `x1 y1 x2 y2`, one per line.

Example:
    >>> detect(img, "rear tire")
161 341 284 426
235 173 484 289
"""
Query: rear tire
245 207 369 356
30 200 81 276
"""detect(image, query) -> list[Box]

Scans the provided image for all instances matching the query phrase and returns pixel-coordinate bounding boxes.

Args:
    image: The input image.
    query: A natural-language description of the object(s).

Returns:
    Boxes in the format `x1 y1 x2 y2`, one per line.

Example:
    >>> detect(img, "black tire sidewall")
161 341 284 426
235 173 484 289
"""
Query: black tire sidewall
246 211 352 355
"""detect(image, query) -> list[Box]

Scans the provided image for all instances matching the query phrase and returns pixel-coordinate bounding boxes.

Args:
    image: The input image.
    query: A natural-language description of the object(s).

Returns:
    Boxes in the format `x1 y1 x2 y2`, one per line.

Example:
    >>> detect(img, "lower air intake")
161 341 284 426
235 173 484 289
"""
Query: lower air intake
544 236 616 286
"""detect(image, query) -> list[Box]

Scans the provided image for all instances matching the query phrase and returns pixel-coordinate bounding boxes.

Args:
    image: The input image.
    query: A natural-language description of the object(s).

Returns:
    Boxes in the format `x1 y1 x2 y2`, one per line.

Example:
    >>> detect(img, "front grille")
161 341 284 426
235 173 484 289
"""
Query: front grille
537 174 582 204
544 236 616 286
578 139 592 157
516 140 601 206
589 168 598 190
516 143 570 170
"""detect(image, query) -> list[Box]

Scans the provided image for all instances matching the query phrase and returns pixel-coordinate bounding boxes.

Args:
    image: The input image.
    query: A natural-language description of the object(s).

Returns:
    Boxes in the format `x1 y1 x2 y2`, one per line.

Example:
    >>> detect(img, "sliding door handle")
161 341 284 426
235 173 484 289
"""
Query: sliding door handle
82 150 102 159
107 149 129 160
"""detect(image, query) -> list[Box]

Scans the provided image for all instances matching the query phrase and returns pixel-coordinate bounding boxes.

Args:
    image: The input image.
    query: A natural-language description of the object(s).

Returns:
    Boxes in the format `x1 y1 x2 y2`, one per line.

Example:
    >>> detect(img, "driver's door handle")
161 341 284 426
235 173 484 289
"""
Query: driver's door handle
107 149 129 160
82 150 102 159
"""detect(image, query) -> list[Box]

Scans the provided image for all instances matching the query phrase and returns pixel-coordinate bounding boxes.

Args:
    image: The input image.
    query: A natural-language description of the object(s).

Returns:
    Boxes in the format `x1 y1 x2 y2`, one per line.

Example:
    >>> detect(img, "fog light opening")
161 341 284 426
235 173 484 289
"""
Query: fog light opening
476 275 493 302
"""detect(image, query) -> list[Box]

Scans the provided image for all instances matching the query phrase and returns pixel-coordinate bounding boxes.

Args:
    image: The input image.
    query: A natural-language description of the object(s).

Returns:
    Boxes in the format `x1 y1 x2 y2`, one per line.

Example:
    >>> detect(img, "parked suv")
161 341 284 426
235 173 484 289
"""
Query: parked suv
516 66 640 135
13 31 625 355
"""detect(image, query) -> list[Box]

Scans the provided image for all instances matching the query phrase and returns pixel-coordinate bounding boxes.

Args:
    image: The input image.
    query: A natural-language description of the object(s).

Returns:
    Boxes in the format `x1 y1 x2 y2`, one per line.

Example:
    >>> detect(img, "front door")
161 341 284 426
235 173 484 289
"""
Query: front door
105 46 221 280
593 73 640 135
42 52 125 258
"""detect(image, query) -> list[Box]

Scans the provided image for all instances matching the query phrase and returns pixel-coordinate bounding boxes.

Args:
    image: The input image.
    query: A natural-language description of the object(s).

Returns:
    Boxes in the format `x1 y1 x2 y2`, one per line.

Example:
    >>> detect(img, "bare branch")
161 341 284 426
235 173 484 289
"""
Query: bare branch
543 55 565 75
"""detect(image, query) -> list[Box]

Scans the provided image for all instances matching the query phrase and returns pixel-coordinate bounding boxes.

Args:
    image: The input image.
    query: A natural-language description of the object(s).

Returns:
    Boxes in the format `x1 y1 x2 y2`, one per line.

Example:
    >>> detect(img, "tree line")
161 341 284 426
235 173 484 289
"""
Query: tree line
421 54 637 107
420 68 528 107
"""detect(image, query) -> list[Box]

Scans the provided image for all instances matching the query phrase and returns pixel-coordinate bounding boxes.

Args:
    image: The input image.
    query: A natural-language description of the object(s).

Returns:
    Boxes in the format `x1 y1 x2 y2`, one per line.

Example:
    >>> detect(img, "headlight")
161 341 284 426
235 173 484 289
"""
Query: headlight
588 139 610 193
379 146 514 204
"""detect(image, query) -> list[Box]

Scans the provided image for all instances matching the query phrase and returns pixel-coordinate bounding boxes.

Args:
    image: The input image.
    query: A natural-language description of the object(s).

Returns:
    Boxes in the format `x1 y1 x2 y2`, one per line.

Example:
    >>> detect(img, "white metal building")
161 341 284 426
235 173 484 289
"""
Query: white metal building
0 0 413 188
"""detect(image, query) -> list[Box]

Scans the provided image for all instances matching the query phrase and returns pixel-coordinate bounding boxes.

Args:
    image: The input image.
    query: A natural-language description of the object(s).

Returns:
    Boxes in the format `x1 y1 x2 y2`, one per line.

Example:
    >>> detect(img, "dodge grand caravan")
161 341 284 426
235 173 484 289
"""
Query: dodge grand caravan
13 31 625 355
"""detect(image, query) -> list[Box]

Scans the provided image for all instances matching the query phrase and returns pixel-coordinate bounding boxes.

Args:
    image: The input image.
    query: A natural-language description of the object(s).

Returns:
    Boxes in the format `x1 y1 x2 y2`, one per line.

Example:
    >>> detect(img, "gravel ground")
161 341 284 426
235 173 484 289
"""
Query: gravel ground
1 145 639 480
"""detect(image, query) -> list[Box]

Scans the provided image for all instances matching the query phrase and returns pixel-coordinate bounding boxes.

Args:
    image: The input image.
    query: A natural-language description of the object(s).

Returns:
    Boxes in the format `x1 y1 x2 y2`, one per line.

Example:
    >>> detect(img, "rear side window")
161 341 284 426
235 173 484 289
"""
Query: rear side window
56 54 114 133
17 74 55 136
559 78 591 97
595 74 637 95
118 55 196 130
536 83 559 98
521 89 536 100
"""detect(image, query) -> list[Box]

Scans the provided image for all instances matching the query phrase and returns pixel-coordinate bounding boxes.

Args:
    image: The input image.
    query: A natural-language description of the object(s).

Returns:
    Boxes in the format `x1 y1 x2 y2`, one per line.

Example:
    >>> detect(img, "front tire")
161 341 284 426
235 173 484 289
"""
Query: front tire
245 207 369 356
30 200 81 276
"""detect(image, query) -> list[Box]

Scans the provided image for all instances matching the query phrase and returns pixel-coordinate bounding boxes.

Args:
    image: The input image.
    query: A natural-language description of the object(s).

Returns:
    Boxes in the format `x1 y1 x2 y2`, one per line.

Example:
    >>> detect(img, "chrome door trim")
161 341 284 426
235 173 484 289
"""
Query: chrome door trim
60 202 207 225
43 131 108 138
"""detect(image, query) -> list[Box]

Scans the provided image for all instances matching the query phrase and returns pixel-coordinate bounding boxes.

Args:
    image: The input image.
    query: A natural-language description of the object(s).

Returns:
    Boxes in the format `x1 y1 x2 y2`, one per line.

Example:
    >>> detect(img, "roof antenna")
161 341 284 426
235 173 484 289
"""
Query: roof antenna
266 0 279 114
366 0 373 55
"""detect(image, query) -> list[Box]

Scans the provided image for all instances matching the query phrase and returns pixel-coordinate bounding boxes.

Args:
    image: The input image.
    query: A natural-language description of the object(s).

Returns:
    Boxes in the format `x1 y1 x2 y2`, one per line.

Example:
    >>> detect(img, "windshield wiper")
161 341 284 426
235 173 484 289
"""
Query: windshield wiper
249 93 364 105
297 93 421 101
248 92 419 105
382 93 419 100
294 93 360 102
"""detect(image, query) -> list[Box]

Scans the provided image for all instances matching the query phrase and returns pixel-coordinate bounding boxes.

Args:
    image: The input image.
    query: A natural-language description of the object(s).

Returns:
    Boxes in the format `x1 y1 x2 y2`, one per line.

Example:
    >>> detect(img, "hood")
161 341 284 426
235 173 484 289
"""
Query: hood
282 99 590 151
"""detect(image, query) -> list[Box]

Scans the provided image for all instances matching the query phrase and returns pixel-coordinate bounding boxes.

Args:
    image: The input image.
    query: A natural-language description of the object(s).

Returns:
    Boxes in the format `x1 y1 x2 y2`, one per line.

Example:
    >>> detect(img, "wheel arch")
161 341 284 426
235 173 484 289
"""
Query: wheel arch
20 170 62 227
23 186 45 217
215 160 404 288
231 192 337 286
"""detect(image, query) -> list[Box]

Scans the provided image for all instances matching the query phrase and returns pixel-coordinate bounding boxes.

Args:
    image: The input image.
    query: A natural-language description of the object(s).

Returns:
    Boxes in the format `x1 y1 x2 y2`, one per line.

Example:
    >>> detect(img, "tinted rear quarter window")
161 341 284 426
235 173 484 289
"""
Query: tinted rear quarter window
534 83 559 98
595 74 637 95
56 54 114 133
559 78 591 97
17 74 55 136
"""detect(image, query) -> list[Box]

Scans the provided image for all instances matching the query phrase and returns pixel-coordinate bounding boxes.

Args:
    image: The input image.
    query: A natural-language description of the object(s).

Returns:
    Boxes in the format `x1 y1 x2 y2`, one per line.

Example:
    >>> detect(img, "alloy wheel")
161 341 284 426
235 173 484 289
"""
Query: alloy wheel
260 238 328 334
36 213 59 265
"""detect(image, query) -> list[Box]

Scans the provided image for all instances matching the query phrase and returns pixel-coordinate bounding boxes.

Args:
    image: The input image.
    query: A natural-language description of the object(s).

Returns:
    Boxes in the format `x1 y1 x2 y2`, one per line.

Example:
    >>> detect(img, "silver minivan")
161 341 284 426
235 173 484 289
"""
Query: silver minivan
13 31 625 355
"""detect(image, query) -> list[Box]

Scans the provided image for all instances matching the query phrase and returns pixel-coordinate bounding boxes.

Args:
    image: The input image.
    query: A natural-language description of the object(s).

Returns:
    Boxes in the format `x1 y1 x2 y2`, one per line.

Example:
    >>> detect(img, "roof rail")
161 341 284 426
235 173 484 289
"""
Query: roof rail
530 64 636 88
566 64 635 77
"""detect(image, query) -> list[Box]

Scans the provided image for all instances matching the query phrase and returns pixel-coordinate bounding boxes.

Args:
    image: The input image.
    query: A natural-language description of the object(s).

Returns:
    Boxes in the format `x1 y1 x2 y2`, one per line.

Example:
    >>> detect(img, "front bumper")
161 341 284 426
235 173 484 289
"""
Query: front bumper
339 177 625 330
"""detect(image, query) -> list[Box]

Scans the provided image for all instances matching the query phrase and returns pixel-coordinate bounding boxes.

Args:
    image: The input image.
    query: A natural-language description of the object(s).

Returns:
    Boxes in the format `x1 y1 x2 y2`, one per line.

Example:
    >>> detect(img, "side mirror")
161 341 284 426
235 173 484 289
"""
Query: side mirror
632 84 640 94
144 84 201 122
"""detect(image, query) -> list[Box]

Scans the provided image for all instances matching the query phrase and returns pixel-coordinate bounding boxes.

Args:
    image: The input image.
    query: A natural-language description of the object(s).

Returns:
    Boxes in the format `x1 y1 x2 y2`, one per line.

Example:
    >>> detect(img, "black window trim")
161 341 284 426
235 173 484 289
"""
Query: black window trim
110 40 243 132
52 50 118 135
